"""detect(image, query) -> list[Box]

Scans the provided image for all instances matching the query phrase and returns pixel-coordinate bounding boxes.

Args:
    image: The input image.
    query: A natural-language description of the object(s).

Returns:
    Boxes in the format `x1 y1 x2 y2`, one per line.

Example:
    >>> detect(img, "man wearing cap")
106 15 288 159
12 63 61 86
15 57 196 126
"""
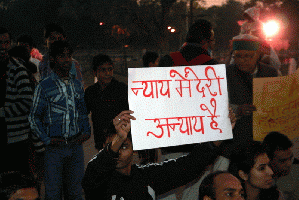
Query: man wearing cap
226 34 278 149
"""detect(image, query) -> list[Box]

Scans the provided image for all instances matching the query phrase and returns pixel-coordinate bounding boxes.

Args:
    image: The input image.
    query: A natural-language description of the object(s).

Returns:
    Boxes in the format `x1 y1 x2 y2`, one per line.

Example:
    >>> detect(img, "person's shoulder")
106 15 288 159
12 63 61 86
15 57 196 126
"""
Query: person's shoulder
85 83 98 92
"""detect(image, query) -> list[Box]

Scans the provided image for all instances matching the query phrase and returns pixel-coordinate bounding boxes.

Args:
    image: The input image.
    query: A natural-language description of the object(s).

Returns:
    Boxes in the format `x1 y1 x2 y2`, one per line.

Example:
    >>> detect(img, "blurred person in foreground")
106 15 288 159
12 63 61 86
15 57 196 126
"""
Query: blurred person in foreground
0 171 39 200
198 171 245 200
82 110 236 200
228 141 285 200
263 131 299 200
84 53 128 150
29 41 91 200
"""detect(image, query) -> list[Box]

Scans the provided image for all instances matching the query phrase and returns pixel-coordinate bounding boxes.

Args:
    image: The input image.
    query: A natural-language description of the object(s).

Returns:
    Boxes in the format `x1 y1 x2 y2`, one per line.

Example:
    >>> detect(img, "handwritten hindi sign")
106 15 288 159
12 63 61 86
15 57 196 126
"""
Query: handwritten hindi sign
253 69 299 158
128 65 233 150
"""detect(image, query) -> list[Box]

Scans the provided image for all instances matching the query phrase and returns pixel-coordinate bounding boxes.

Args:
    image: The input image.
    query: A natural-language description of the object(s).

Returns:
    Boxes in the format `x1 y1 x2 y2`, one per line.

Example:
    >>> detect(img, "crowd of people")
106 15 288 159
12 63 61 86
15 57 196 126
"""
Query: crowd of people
0 8 298 200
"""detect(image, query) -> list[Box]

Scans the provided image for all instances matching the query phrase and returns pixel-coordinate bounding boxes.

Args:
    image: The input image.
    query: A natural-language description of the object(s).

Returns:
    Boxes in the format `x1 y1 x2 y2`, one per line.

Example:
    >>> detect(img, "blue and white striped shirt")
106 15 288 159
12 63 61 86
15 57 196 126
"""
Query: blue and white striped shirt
29 70 90 145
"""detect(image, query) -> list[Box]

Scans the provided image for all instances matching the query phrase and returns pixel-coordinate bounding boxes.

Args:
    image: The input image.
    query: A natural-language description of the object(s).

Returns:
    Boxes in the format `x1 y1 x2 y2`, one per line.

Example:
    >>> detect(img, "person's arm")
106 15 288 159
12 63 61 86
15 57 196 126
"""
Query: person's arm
140 141 222 196
28 84 51 145
82 110 136 190
5 62 33 117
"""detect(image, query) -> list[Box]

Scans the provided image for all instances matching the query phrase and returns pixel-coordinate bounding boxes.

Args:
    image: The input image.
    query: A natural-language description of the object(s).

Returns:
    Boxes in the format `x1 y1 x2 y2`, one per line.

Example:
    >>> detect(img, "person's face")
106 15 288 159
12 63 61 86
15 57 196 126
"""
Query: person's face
105 135 134 175
45 31 65 49
94 63 114 84
270 148 294 178
208 29 215 51
0 32 11 64
9 187 39 200
52 48 72 78
233 50 260 74
247 153 274 189
212 173 245 200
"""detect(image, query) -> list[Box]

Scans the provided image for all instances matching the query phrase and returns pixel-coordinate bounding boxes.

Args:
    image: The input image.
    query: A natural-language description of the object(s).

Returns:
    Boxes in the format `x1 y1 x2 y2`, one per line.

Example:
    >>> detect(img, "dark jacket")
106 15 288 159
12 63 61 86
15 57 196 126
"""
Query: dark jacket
82 142 221 200
84 78 129 149
226 63 278 145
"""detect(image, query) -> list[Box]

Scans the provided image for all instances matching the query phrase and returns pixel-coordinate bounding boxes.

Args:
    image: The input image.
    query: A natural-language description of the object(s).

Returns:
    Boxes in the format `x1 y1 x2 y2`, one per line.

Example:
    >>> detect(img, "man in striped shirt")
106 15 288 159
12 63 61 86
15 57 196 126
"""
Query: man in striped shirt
0 27 34 175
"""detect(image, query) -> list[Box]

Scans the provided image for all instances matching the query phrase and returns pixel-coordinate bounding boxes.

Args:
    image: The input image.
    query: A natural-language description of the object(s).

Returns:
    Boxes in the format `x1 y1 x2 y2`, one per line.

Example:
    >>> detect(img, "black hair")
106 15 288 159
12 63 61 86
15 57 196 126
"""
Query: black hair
228 141 266 179
198 171 230 200
0 171 38 200
16 34 34 47
142 51 159 67
9 46 31 63
44 23 65 39
263 131 293 160
92 53 113 72
186 19 213 44
49 40 73 60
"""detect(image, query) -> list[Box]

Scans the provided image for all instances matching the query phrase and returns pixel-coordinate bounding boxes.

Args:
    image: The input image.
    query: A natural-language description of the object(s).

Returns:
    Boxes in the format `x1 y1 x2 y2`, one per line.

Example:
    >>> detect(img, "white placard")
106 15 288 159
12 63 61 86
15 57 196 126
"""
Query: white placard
128 65 232 150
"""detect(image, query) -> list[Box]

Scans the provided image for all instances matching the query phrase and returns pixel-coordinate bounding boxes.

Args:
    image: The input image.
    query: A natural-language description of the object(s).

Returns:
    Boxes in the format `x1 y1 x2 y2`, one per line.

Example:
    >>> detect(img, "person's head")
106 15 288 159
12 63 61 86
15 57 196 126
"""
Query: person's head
44 23 66 49
232 34 264 74
103 123 134 175
0 171 39 200
198 171 244 200
16 34 34 53
9 46 31 63
263 132 294 178
0 27 11 64
49 40 73 78
92 54 114 84
249 21 266 40
229 141 274 198
142 51 159 67
186 19 215 51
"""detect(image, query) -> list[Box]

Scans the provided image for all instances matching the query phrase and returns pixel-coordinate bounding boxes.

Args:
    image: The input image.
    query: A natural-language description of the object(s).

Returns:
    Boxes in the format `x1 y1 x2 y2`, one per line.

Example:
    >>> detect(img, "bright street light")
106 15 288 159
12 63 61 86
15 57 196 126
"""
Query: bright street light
263 20 279 38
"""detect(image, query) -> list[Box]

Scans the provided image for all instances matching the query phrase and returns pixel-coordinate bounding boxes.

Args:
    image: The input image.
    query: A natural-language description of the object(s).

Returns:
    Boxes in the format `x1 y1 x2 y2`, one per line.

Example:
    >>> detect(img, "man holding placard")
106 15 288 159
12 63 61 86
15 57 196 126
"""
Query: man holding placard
82 110 235 200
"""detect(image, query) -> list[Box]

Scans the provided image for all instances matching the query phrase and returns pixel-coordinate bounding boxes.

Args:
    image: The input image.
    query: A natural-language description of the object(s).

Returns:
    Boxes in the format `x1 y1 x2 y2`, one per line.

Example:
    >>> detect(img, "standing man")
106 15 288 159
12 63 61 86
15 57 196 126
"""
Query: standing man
84 53 128 150
159 19 217 67
0 27 34 175
39 23 83 82
29 41 91 200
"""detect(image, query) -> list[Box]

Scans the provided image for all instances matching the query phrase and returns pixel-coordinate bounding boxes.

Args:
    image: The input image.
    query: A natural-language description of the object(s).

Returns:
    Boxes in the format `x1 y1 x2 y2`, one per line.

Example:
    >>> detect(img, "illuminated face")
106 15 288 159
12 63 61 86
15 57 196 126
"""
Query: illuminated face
270 148 294 178
0 32 11 63
247 153 274 189
213 173 245 200
52 48 72 78
233 50 260 74
94 63 114 84
45 31 65 49
105 135 134 175
9 187 39 200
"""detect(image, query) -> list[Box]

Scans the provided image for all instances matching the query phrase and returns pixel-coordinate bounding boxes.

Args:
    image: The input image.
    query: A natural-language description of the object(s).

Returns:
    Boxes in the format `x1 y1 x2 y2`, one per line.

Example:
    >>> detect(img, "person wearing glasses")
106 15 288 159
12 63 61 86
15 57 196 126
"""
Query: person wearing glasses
84 54 129 150
225 34 278 155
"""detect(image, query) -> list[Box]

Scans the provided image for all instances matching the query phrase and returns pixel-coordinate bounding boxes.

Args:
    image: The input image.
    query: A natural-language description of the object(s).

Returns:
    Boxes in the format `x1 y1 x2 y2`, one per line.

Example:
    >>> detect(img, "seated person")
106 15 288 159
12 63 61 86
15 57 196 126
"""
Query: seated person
263 131 299 199
198 171 245 200
228 141 285 200
82 110 229 200
0 171 39 200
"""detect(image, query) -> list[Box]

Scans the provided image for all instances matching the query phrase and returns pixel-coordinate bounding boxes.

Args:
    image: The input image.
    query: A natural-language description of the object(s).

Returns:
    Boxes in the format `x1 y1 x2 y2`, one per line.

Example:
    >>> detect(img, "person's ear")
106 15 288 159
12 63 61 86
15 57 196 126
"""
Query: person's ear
203 195 213 200
238 170 248 181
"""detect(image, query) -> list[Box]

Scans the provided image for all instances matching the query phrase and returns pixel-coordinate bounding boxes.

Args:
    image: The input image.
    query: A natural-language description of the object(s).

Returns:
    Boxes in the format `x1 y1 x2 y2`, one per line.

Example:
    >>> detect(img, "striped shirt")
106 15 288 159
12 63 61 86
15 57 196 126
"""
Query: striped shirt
29 70 90 145
5 58 33 144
